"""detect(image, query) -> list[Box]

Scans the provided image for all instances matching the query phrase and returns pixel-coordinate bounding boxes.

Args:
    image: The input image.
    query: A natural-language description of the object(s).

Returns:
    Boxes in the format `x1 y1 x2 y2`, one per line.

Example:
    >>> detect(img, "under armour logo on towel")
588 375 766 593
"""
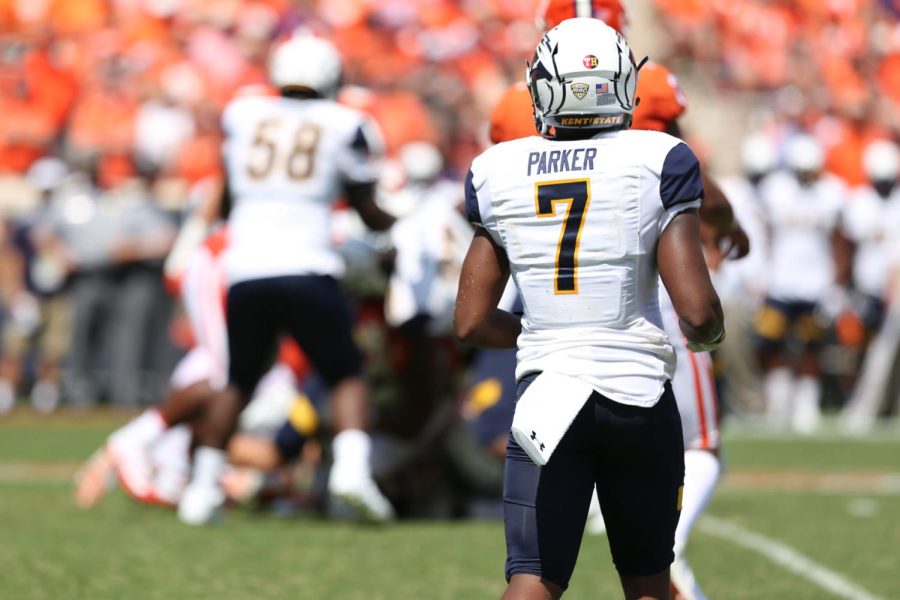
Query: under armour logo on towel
530 431 546 452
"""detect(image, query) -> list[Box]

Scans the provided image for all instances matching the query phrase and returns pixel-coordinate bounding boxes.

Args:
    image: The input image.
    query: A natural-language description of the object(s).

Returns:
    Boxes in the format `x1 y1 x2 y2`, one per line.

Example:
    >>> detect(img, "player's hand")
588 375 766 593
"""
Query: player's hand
819 285 850 320
686 330 725 353
719 225 750 260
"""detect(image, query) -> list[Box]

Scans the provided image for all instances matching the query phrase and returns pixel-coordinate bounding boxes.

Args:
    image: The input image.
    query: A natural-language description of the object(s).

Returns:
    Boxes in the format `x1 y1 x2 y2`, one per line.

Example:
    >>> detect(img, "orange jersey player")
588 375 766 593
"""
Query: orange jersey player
492 1 685 140
491 1 629 143
489 61 689 142
497 0 686 138
536 0 629 33
631 61 688 134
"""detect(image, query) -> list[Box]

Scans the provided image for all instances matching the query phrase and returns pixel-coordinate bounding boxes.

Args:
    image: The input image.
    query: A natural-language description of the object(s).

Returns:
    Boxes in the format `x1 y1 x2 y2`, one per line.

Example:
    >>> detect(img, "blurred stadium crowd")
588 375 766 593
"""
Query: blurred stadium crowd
3 0 900 513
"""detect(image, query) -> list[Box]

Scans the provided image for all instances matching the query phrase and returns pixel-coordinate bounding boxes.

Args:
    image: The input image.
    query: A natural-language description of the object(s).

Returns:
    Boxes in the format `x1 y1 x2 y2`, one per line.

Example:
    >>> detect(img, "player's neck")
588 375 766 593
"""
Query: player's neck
552 127 621 141
280 88 320 100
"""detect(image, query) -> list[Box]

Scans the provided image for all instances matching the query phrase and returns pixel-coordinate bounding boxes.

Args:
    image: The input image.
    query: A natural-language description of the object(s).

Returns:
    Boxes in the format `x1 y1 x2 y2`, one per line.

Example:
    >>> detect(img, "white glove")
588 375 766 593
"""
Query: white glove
819 285 850 320
686 329 726 353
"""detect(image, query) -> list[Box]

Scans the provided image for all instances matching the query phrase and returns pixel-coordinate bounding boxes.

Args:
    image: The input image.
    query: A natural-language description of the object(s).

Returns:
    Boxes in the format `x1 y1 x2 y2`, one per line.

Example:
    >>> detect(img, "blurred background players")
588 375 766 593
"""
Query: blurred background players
0 0 895 544
177 34 396 525
841 140 900 433
755 135 847 433
714 135 775 416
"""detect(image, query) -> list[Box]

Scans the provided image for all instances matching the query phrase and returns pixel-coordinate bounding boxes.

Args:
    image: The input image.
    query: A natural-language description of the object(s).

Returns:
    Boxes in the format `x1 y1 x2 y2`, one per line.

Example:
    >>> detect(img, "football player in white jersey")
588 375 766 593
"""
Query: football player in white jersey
841 141 900 432
491 5 749 599
755 135 847 433
840 141 900 330
455 19 724 600
177 34 396 525
75 205 321 510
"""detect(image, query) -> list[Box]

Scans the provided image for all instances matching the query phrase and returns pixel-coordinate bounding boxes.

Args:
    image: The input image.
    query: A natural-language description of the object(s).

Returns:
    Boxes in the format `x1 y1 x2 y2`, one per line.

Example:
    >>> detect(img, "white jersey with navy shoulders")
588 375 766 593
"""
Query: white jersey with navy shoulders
221 95 382 284
466 129 703 407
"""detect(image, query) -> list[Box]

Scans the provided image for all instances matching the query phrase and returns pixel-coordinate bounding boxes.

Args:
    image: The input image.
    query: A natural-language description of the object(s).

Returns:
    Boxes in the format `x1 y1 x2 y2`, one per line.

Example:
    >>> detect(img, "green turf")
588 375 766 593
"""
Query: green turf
723 436 900 471
706 491 900 599
0 409 124 461
0 417 897 599
0 428 112 461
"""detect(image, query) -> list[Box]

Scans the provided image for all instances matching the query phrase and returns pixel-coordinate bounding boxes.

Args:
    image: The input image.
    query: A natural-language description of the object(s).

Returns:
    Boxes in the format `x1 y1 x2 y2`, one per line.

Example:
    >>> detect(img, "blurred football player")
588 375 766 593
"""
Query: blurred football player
101 218 230 506
755 134 848 433
456 19 723 599
840 140 900 341
177 34 396 525
713 135 776 416
75 361 305 510
841 141 900 433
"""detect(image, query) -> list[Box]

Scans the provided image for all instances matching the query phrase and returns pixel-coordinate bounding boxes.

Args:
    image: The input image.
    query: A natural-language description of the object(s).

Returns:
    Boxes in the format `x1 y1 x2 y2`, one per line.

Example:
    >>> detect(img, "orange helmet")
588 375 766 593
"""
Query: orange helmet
536 0 628 34
489 82 538 144
631 62 687 132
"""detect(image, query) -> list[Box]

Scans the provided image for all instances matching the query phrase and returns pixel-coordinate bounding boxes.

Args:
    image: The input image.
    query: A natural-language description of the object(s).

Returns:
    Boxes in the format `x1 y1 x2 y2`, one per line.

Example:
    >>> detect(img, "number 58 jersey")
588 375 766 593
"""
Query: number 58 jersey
222 95 382 284
465 129 703 407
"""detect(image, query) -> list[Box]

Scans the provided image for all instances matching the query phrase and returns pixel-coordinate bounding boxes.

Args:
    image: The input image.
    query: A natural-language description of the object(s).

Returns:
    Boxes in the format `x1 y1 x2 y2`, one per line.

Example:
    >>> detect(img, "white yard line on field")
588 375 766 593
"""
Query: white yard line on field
699 515 885 600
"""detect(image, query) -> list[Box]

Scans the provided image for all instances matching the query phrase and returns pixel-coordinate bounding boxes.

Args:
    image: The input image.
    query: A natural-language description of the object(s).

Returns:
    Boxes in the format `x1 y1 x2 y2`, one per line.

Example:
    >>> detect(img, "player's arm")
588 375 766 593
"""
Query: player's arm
833 227 853 288
341 116 395 232
665 120 749 261
698 172 733 234
701 174 751 259
658 209 725 351
833 206 855 289
218 175 232 220
346 182 395 231
454 228 521 348
163 177 228 284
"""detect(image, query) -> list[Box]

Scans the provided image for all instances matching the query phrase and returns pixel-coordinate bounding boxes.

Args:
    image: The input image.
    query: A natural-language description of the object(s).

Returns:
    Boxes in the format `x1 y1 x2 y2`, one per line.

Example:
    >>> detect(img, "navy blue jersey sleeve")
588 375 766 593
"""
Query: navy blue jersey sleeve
660 143 704 209
464 168 482 226
350 123 371 155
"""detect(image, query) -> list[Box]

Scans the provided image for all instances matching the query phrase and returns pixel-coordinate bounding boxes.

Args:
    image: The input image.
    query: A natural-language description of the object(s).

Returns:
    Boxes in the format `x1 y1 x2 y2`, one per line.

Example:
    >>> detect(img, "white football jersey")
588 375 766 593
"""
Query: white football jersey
221 95 382 284
759 171 846 302
386 180 470 333
842 185 900 298
715 175 769 305
467 129 703 407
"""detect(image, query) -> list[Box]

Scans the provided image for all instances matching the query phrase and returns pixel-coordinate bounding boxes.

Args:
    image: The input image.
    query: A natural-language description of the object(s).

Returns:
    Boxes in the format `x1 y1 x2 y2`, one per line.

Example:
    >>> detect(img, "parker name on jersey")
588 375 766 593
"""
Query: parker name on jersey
466 129 704 407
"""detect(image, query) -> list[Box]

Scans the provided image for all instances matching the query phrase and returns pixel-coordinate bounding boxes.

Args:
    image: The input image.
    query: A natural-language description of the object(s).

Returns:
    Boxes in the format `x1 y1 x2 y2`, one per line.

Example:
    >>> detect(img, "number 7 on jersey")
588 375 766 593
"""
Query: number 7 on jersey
535 179 591 295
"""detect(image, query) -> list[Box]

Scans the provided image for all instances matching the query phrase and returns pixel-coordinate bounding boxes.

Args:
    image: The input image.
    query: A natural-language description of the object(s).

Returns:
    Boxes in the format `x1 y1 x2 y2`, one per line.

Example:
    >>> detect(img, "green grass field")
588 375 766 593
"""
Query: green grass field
1 412 898 599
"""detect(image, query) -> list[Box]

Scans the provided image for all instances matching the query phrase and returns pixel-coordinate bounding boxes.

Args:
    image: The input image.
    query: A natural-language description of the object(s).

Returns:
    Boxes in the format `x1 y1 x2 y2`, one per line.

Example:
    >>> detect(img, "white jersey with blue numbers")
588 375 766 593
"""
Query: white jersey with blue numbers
466 129 703 407
221 95 382 284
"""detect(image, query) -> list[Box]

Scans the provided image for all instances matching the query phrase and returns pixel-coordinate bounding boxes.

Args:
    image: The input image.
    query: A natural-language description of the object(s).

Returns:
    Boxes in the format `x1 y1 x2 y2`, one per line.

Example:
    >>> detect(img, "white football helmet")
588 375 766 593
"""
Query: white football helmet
740 134 777 177
268 34 342 98
785 134 824 174
399 142 444 184
862 140 900 182
526 18 640 135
